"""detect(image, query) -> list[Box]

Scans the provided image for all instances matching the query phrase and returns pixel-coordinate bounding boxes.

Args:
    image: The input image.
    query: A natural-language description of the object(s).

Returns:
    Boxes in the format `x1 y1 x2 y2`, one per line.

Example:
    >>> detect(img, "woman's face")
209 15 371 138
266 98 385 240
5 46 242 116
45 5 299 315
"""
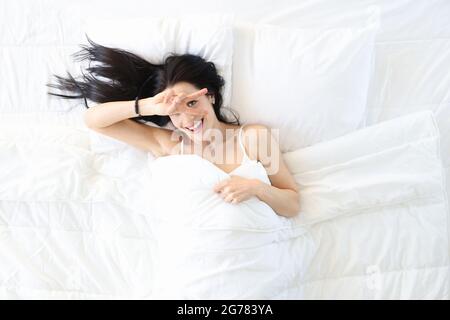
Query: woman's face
168 82 217 141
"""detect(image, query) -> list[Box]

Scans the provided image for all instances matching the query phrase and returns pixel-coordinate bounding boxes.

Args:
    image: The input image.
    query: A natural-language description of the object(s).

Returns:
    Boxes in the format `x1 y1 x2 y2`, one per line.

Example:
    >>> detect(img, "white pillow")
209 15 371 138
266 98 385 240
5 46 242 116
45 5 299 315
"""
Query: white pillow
231 22 378 152
83 14 234 153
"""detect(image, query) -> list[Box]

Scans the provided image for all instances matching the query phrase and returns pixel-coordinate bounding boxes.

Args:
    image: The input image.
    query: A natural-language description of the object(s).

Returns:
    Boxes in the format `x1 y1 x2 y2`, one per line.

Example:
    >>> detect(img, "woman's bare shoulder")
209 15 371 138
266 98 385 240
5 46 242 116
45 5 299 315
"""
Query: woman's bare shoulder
156 127 184 157
240 123 273 160
241 123 272 136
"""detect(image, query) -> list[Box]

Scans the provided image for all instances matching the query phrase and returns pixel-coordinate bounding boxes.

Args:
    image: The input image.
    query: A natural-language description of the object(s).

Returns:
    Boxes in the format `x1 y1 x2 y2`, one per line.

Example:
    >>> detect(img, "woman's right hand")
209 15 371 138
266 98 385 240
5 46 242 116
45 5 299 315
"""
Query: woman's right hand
140 88 208 117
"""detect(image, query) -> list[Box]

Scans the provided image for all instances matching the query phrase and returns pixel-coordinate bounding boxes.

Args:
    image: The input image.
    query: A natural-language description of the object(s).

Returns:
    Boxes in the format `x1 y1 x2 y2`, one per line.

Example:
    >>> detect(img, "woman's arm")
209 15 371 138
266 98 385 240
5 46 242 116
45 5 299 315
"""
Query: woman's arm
84 88 207 129
245 124 300 217
252 180 300 217
213 175 300 217
84 99 152 128
83 98 173 156
84 89 208 156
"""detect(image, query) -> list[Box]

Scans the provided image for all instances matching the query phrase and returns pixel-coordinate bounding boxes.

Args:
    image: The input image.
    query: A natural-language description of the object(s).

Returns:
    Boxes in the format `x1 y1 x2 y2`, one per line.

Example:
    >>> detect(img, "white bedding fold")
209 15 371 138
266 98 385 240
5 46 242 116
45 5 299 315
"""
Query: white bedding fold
0 110 447 299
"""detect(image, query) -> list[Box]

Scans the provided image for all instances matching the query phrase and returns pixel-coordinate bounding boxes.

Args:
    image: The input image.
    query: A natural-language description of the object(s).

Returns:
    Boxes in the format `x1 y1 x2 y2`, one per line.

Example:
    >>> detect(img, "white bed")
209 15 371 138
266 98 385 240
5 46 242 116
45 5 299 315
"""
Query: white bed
0 0 449 299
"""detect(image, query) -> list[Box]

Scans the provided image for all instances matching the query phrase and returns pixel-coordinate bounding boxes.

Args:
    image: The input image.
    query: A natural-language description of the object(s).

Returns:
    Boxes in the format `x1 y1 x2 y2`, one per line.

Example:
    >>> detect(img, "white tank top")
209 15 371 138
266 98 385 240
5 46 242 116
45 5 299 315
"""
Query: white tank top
156 124 271 184
147 124 281 226
147 124 272 216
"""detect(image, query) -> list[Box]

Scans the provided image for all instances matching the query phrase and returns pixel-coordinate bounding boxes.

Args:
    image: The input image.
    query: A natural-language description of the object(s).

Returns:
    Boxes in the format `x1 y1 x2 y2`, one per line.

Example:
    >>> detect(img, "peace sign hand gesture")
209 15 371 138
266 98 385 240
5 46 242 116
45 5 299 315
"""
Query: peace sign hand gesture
141 88 209 117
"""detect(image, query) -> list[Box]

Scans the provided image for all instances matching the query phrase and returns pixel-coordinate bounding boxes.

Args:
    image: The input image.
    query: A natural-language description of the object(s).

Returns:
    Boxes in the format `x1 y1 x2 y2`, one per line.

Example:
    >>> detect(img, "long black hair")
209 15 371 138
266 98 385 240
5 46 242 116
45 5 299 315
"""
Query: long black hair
47 35 239 127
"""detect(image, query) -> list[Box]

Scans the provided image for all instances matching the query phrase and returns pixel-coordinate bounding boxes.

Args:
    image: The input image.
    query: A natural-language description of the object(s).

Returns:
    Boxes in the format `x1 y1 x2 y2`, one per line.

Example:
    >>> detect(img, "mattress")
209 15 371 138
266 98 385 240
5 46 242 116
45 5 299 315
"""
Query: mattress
0 0 449 299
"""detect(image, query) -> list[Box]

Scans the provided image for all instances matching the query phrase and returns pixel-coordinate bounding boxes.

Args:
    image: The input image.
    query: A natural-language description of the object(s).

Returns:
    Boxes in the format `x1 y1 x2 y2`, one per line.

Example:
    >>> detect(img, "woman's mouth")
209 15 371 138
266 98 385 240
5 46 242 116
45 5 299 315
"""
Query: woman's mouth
185 118 204 133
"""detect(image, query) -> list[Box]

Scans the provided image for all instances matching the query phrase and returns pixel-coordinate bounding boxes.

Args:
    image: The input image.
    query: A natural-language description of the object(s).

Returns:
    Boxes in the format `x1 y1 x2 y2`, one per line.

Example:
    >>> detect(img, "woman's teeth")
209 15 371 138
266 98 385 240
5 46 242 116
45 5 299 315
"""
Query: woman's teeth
186 119 203 132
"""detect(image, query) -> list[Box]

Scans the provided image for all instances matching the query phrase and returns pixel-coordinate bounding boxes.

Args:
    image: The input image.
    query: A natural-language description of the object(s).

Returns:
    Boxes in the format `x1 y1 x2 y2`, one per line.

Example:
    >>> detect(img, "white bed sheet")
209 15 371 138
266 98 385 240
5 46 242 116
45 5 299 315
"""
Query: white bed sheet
0 0 449 299
0 110 447 299
1 0 449 180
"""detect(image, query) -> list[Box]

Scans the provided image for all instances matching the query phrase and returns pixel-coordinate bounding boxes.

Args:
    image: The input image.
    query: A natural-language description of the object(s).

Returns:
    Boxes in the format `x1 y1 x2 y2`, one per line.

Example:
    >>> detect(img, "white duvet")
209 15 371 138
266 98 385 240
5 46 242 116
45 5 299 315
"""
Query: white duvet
146 153 314 299
0 110 448 299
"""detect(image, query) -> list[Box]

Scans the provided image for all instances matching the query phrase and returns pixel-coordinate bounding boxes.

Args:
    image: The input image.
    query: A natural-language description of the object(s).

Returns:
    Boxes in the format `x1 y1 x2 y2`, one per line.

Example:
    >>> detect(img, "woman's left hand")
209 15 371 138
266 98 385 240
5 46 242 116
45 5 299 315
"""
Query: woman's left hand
213 175 263 204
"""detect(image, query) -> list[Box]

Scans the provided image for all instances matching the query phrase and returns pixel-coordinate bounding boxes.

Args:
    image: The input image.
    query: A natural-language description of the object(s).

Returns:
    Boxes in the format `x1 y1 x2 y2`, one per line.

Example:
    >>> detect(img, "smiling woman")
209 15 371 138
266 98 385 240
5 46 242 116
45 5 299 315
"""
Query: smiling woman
46 35 300 217
46 35 239 128
44 39 302 299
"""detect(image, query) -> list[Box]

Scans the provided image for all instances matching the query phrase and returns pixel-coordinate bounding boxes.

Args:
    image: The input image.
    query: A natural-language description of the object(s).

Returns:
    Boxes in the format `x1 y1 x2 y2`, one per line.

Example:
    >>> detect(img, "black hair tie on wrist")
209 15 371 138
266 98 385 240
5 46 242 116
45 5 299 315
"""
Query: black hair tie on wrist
134 74 155 117
134 95 142 117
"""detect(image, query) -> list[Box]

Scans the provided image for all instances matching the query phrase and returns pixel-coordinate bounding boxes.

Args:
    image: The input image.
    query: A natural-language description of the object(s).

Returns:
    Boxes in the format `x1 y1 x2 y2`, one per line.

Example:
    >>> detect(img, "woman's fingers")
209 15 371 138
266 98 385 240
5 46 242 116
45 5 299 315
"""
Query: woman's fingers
186 88 208 100
156 87 207 104
163 89 174 104
174 92 187 105
157 88 209 116
176 88 208 114
169 88 208 105
166 97 179 115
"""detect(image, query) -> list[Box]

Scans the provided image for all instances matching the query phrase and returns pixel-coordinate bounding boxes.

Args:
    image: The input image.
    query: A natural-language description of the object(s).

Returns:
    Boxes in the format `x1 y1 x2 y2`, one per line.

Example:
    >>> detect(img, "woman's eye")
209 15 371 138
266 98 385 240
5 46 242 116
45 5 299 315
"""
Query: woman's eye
187 100 197 108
